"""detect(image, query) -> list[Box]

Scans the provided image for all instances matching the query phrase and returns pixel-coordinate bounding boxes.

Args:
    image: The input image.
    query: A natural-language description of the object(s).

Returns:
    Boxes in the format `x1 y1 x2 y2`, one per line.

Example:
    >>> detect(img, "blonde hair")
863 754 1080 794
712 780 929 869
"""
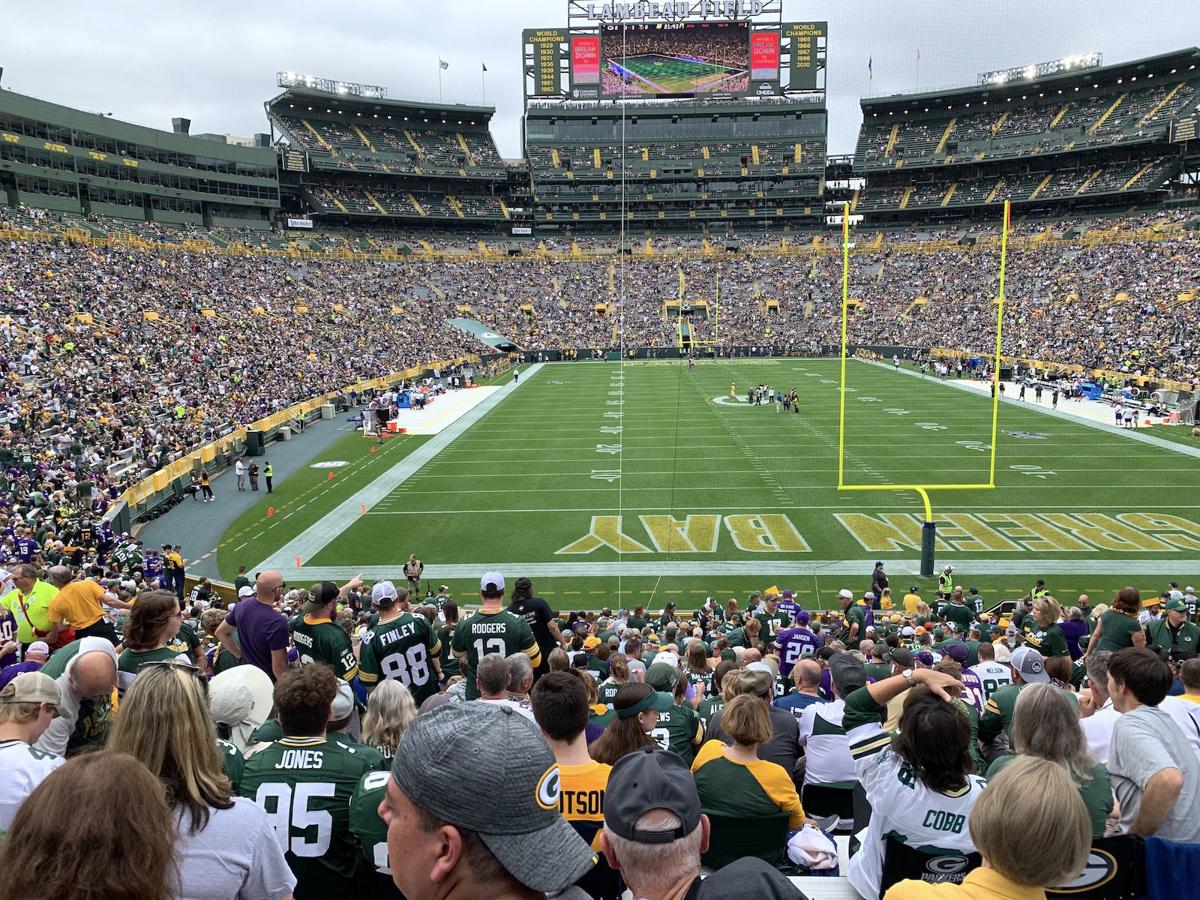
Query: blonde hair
1011 683 1096 786
0 682 43 725
106 664 232 833
361 680 417 759
1035 596 1064 628
969 756 1090 887
721 694 771 745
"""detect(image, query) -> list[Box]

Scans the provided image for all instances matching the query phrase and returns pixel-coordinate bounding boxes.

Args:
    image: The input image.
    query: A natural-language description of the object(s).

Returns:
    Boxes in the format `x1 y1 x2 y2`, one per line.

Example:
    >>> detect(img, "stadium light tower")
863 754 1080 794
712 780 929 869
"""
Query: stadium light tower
276 72 387 99
978 52 1102 87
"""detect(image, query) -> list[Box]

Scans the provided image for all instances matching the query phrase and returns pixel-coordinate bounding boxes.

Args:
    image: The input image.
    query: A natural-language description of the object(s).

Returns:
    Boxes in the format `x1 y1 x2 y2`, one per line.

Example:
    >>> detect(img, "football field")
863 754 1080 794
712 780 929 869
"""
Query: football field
217 359 1200 609
608 54 746 94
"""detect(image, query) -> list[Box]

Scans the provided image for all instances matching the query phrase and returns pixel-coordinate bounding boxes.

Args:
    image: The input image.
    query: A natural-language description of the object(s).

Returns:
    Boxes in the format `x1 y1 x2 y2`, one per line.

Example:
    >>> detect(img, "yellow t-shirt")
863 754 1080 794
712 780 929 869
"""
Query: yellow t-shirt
49 579 108 630
884 867 1046 900
903 593 923 615
557 760 611 851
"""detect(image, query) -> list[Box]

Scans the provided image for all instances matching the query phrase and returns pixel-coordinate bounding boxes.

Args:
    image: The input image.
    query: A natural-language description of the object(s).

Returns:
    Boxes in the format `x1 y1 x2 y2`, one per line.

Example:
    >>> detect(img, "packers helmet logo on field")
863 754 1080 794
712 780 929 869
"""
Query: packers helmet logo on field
1050 849 1118 893
536 765 561 810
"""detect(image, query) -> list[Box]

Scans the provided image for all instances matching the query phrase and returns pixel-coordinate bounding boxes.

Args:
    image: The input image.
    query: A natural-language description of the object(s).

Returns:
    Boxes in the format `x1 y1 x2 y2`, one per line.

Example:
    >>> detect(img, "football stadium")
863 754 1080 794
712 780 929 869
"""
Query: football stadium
3 1 1200 897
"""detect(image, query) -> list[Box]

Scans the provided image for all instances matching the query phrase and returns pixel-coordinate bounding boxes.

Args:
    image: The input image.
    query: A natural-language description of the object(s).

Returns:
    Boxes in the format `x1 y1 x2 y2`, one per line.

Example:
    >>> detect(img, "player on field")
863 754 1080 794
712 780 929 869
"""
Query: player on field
452 571 540 701
240 665 376 899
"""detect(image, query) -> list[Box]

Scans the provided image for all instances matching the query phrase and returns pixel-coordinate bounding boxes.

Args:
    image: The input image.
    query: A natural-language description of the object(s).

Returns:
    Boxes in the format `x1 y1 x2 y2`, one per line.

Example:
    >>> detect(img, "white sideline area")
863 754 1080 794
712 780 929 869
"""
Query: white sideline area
384 386 502 435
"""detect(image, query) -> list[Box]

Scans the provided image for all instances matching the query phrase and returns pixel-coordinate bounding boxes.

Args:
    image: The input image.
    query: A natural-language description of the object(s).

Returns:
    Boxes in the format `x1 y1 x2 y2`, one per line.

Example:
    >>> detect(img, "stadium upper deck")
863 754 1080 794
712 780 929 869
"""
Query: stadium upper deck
524 97 826 232
852 49 1200 223
266 87 511 224
0 89 279 229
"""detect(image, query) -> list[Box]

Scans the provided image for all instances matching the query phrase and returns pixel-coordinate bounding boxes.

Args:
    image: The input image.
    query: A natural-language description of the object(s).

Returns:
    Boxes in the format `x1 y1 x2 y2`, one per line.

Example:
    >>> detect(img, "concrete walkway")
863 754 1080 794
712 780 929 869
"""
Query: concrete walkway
136 414 361 581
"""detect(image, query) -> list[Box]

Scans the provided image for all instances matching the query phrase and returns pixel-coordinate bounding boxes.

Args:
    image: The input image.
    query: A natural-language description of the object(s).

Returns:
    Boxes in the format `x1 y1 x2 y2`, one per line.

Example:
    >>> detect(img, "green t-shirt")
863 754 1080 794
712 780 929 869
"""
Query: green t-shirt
943 602 974 633
1097 610 1142 653
166 622 200 661
217 738 244 792
451 610 538 701
1023 622 1069 658
698 696 725 731
626 615 647 631
358 612 441 705
239 735 375 897
39 639 113 756
650 702 703 764
839 605 866 649
290 616 359 681
117 645 190 679
987 754 1112 838
349 770 403 898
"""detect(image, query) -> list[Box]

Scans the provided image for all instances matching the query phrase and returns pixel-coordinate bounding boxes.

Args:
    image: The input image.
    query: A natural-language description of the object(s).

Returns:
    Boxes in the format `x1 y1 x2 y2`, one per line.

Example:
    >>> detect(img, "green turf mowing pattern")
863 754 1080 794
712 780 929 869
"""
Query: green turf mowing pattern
609 54 744 93
223 359 1200 607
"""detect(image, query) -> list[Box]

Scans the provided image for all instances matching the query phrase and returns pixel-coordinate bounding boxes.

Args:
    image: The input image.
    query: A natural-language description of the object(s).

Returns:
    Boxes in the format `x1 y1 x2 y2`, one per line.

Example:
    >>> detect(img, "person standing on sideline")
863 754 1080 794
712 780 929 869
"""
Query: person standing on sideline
199 470 213 503
248 461 259 491
403 554 424 596
234 458 246 491
215 570 290 681
263 460 274 493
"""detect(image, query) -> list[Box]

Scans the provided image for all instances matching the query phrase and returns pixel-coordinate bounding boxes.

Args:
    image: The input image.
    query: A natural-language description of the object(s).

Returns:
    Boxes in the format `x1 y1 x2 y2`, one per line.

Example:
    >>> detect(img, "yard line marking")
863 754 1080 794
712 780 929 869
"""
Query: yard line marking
251 364 546 571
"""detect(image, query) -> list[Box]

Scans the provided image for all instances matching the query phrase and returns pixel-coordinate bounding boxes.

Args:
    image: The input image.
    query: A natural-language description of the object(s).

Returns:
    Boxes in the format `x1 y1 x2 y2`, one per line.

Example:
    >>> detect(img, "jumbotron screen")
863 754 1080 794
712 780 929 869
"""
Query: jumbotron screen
596 22 760 97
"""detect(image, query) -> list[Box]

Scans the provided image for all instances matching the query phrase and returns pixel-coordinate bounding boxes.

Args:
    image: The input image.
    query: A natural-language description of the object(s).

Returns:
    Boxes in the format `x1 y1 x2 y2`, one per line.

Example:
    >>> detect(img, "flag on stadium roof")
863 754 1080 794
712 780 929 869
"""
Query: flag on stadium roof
439 59 449 70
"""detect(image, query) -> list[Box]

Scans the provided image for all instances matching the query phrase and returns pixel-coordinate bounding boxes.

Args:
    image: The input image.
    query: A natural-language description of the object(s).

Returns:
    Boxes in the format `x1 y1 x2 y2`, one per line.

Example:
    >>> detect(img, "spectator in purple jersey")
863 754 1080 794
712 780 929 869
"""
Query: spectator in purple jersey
0 641 49 690
0 606 18 669
774 610 821 678
776 591 799 620
944 643 985 712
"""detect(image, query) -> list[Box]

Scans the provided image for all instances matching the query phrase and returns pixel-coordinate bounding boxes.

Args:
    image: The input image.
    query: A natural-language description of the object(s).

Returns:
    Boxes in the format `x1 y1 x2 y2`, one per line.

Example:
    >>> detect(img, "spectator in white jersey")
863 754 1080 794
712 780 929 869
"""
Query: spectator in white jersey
796 653 864 829
0 672 64 832
843 665 985 899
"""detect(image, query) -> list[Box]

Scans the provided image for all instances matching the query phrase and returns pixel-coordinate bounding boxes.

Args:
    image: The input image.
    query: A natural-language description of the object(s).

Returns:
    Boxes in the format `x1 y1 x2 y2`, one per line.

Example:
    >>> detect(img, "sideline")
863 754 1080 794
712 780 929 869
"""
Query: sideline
863 359 1200 460
264 558 1197 582
253 364 545 571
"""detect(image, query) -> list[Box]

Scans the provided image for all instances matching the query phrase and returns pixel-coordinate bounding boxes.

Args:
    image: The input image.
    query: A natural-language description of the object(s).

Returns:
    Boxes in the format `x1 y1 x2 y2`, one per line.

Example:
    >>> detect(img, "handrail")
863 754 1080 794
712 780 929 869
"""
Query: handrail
929 347 1193 393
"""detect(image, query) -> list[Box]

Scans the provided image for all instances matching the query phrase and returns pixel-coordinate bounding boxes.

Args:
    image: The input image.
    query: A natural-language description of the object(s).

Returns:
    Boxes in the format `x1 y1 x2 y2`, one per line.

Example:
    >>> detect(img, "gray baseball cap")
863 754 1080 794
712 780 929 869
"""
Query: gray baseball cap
604 746 702 844
390 702 594 892
1010 646 1049 684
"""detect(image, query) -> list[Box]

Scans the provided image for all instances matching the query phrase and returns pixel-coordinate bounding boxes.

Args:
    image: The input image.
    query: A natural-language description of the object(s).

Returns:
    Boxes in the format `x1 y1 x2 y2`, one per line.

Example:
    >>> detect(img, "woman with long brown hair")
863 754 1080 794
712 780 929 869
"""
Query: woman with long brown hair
116 590 190 692
108 663 295 900
590 682 672 765
0 750 178 900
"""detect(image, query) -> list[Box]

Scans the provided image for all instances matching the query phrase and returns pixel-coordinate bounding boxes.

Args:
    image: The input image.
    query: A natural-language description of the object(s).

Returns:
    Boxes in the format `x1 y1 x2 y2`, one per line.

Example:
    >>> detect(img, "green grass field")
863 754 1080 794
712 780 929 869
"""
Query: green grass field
217 359 1200 610
609 54 744 94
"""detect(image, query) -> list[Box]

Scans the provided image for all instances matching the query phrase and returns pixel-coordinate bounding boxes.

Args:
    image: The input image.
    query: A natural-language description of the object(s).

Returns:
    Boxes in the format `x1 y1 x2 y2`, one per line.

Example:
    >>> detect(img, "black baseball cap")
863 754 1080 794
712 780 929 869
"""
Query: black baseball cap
604 747 702 844
830 652 867 695
883 647 915 667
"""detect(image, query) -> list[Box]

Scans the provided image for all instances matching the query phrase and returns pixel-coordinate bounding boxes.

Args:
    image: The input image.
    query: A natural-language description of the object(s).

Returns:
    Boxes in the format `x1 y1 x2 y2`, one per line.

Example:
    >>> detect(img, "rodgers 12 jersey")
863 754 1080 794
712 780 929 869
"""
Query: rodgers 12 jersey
290 615 359 682
239 735 375 899
451 610 540 701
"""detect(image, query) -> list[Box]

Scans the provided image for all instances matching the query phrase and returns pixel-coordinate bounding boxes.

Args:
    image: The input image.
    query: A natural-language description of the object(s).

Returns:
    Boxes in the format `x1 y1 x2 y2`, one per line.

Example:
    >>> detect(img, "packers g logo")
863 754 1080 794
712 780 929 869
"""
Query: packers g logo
1051 850 1117 893
536 766 561 811
925 856 970 876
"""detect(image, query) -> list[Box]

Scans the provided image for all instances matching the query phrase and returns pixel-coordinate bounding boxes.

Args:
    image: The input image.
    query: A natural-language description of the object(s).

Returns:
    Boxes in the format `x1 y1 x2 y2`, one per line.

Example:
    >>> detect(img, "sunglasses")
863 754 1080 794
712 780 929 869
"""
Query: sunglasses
141 660 204 678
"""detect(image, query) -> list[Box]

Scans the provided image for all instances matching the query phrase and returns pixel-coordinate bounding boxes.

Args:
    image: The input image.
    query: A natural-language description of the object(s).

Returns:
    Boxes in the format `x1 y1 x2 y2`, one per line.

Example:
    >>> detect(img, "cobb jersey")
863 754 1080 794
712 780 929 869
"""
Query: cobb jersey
649 702 703 764
349 770 404 899
290 616 359 682
964 661 1012 713
239 735 375 899
843 690 985 900
358 612 441 705
450 609 540 701
775 626 821 677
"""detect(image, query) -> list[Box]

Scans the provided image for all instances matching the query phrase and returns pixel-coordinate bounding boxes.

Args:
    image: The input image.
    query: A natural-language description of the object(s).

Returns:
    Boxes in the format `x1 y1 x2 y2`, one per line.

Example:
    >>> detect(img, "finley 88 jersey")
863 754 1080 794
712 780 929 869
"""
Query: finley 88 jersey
239 735 374 899
358 612 441 705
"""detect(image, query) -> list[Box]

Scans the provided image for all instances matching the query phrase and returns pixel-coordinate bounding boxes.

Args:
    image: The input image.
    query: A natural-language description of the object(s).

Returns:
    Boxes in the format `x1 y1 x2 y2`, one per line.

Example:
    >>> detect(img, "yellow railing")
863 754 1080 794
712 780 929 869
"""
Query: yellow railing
118 354 479 509
929 347 1193 393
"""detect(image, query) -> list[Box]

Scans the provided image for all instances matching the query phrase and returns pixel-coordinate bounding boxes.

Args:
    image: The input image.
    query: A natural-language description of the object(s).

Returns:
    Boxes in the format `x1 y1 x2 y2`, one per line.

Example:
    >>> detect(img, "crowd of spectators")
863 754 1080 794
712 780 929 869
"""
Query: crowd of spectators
3 565 1200 898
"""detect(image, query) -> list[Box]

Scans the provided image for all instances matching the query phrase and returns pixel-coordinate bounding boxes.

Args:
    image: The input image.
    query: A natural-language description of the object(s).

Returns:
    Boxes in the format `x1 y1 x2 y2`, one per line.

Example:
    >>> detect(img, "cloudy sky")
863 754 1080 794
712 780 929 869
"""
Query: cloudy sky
2 1 1197 157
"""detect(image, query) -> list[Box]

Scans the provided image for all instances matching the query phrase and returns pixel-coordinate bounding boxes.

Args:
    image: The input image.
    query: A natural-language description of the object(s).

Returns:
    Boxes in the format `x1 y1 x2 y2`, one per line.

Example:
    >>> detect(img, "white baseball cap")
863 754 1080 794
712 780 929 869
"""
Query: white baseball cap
838 589 853 600
237 586 254 598
480 571 505 593
371 581 399 605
